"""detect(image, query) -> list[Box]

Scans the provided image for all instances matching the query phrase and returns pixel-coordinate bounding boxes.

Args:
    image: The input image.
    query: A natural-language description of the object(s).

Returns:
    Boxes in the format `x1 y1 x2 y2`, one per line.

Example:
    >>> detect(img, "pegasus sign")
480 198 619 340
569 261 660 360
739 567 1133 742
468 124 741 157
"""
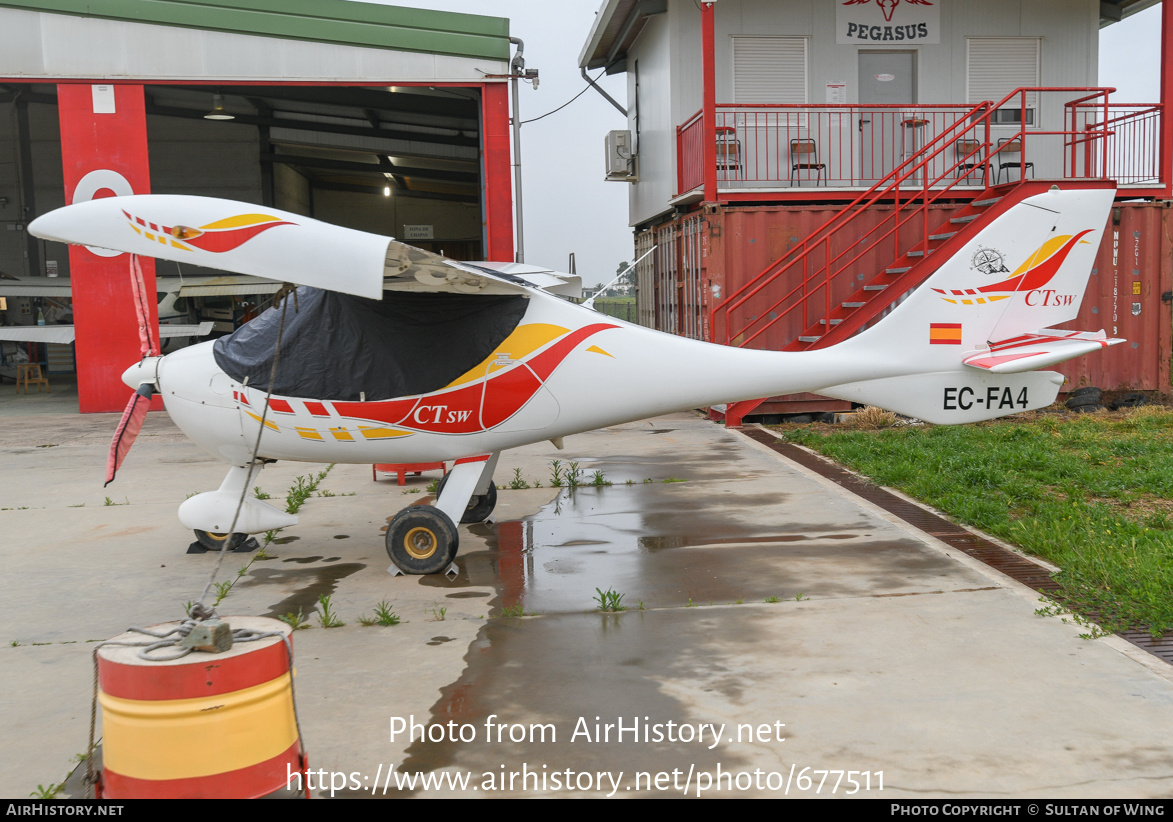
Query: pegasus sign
838 0 939 44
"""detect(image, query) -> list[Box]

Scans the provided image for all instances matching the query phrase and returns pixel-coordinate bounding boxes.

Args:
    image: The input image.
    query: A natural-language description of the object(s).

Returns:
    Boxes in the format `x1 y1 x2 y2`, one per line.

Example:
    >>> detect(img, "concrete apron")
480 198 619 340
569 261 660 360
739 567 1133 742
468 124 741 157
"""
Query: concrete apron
1 411 1172 799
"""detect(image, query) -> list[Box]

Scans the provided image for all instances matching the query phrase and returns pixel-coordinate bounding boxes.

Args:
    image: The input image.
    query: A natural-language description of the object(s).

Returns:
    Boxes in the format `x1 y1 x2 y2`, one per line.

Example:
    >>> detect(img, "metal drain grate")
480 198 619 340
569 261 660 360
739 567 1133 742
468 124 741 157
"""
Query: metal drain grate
741 427 1173 667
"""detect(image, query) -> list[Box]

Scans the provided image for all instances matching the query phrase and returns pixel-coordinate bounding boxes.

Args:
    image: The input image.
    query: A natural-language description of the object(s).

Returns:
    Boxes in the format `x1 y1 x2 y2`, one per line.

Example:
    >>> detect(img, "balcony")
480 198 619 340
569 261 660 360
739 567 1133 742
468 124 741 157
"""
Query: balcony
676 88 1165 201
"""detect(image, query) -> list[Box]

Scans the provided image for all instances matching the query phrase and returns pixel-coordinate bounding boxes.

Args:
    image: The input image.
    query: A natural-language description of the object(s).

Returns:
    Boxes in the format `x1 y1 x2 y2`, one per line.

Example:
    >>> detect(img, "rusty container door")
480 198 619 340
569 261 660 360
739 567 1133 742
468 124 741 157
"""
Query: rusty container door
1059 201 1173 394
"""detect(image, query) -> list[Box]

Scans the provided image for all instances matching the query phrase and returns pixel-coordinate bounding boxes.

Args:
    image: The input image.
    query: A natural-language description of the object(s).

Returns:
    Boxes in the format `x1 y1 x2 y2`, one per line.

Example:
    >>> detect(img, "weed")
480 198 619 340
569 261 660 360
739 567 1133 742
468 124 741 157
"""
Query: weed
103 497 115 506
253 486 271 500
236 564 249 578
279 609 311 630
643 477 655 484
262 529 280 545
357 615 378 626
35 443 58 448
499 603 530 618
637 601 646 610
509 468 531 490
10 640 19 647
593 587 626 612
1035 597 1110 640
316 594 345 628
426 479 439 494
212 580 232 605
549 459 564 487
851 405 899 429
284 465 334 514
429 605 447 622
30 783 63 799
686 597 696 607
735 598 744 604
661 477 686 483
625 479 635 485
254 545 271 560
794 593 807 601
402 488 420 495
591 470 611 487
566 461 583 488
373 600 401 626
68 503 85 508
764 595 780 604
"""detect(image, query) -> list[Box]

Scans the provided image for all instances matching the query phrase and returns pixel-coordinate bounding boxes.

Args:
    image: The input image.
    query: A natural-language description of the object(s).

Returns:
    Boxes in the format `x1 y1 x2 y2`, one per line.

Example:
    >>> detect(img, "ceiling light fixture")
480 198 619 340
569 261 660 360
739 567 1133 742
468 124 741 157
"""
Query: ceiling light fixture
204 93 235 121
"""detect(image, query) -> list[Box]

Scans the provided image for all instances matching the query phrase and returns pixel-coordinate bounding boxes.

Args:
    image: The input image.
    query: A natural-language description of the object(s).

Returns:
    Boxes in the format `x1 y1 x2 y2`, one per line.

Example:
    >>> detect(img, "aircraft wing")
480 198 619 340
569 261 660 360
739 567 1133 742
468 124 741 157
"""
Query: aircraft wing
158 322 215 338
0 277 74 297
29 195 563 301
963 328 1124 374
0 325 76 343
0 322 212 344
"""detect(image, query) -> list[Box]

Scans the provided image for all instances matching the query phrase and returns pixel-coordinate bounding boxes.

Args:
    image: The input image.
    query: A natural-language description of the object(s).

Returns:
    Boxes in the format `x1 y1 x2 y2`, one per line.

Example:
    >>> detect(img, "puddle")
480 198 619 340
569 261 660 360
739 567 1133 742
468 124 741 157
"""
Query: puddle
333 534 350 540
272 535 300 544
242 563 366 617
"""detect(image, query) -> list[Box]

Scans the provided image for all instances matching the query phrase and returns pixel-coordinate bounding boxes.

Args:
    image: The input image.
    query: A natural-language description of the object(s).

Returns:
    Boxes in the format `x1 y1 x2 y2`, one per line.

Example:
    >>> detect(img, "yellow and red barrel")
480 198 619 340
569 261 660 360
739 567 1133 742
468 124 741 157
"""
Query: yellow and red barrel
96 616 305 798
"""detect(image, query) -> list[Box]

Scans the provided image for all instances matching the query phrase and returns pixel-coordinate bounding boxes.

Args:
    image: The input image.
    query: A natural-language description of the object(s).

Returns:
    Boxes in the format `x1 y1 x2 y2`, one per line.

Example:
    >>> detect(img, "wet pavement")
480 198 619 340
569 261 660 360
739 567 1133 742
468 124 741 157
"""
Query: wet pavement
2 408 1173 798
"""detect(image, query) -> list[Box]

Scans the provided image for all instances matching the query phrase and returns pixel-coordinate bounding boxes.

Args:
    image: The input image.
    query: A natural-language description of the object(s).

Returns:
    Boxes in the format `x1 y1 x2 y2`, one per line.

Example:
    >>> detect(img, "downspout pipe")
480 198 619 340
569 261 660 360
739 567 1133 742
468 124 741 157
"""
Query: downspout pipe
509 35 526 263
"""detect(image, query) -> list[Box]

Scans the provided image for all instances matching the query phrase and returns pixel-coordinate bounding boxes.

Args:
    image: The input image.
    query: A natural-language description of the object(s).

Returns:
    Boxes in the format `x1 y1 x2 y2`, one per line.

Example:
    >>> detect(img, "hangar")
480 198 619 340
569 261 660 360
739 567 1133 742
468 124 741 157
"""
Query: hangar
0 0 517 411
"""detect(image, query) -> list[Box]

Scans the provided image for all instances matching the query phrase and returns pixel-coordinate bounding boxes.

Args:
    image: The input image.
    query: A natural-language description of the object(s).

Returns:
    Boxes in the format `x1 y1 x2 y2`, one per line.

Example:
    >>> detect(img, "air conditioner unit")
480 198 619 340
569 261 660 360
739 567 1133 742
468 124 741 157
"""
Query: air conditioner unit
605 130 637 181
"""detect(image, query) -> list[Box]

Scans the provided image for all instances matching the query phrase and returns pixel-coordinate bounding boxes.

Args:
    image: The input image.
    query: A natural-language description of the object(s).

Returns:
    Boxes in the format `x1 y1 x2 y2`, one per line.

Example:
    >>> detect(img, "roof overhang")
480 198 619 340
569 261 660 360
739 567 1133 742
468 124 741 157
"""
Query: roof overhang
579 0 667 74
1099 0 1162 26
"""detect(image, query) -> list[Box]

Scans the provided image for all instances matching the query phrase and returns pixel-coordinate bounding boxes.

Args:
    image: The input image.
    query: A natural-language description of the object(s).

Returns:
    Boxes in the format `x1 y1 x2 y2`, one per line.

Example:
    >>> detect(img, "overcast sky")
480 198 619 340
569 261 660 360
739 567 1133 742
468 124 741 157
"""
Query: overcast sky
389 1 1162 283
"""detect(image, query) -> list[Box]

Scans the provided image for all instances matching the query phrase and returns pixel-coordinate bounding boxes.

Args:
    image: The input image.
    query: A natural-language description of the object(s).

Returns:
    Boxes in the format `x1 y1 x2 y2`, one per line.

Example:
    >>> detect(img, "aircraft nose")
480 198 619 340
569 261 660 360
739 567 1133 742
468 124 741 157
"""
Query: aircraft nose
122 357 161 390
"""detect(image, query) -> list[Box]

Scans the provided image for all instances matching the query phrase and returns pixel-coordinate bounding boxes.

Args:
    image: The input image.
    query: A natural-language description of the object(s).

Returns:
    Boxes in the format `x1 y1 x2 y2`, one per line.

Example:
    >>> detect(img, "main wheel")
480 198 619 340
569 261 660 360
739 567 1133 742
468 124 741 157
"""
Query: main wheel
435 474 498 524
194 529 248 551
385 507 459 575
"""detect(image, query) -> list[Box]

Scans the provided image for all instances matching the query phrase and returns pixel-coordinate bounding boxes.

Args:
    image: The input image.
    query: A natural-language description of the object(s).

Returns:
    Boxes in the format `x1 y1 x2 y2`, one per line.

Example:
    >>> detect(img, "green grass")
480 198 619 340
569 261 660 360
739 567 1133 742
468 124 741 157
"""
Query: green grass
780 406 1173 636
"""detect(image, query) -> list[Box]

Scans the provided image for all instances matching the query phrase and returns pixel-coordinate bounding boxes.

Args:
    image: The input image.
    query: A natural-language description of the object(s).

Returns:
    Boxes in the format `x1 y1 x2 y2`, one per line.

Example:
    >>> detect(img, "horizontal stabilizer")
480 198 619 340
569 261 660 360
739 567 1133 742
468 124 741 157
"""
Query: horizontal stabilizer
963 328 1123 374
821 370 1065 424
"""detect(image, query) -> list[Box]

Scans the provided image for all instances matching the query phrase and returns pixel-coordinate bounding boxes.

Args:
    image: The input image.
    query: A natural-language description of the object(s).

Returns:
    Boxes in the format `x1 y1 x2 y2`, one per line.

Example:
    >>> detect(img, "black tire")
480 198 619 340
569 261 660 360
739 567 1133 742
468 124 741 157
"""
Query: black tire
194 529 248 551
1069 386 1102 399
385 507 459 575
435 473 498 524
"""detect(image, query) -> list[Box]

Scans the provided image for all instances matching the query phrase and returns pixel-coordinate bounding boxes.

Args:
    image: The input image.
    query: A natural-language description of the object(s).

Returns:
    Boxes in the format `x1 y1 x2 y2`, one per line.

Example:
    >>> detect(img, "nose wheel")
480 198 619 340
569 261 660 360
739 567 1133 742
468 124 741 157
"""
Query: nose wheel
385 507 459 575
193 529 249 552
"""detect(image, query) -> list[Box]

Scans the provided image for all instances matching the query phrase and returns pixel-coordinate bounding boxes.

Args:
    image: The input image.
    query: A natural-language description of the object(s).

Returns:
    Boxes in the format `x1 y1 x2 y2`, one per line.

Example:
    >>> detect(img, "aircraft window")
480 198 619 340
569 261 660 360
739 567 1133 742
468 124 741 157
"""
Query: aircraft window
212 287 529 401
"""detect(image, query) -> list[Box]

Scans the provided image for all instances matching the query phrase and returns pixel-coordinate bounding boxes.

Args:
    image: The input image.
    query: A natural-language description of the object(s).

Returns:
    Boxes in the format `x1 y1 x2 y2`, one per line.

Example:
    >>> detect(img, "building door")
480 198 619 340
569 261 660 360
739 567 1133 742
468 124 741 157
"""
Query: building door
857 51 916 184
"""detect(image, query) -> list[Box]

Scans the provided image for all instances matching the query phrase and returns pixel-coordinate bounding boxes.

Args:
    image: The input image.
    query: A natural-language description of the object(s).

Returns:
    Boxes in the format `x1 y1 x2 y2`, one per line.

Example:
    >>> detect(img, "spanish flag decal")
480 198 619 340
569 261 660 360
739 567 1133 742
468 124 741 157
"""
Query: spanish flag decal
929 323 962 345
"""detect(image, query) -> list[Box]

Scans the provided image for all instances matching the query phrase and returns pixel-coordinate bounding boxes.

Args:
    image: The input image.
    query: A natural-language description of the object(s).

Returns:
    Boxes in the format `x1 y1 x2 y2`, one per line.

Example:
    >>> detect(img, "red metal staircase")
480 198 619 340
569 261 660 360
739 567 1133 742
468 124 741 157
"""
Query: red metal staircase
708 95 1055 426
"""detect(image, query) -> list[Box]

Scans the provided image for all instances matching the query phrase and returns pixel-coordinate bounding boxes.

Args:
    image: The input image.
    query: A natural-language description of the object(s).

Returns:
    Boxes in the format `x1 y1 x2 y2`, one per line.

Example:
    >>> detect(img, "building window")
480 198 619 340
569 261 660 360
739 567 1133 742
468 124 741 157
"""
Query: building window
732 36 808 104
967 38 1040 124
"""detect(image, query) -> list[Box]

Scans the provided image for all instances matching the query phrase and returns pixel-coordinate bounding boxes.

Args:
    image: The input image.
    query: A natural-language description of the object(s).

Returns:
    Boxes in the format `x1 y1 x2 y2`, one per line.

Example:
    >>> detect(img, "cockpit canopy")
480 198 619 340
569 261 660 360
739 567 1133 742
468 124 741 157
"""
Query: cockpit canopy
213 287 529 401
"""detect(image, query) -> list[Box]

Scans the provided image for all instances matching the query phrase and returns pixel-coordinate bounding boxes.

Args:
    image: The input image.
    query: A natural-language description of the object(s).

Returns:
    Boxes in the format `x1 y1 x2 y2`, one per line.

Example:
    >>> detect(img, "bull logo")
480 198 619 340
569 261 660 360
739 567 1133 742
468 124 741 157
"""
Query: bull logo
842 0 934 22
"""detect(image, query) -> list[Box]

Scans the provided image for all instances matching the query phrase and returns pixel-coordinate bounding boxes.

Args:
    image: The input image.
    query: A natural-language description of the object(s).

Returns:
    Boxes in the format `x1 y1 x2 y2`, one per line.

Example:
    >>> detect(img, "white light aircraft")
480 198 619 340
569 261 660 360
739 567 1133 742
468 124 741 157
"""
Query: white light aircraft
29 186 1122 573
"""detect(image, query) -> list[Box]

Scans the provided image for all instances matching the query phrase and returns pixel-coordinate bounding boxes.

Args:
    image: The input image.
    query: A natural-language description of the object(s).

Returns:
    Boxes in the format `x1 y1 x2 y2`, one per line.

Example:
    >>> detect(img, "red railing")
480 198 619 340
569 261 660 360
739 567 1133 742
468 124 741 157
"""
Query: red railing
676 110 704 193
676 89 1164 196
1068 101 1163 185
709 88 1121 350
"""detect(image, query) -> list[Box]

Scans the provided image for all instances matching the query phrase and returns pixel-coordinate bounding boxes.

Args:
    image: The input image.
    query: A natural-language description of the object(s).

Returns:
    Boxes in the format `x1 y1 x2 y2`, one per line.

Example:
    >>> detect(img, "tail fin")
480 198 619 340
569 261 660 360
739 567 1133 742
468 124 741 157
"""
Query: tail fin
822 184 1122 423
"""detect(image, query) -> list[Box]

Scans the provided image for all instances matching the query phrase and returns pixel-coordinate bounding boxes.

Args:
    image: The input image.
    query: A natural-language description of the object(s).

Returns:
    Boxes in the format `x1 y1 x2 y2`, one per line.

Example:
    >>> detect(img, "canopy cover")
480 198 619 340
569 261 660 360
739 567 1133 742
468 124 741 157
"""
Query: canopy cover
213 287 529 401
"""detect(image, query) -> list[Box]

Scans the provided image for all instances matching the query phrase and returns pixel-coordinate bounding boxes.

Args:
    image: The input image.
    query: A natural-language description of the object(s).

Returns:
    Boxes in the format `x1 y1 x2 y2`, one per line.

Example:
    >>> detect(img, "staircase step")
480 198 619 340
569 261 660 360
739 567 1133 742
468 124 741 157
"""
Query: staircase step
907 249 934 257
863 284 887 292
950 215 978 224
798 336 822 343
819 318 843 326
886 266 911 274
929 231 957 240
972 196 1002 207
842 301 865 308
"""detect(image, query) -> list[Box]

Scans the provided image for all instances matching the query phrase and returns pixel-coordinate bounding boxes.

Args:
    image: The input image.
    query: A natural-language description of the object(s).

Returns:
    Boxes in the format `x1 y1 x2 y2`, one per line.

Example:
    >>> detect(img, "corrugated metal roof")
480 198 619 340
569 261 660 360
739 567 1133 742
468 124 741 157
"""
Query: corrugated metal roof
0 0 510 60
